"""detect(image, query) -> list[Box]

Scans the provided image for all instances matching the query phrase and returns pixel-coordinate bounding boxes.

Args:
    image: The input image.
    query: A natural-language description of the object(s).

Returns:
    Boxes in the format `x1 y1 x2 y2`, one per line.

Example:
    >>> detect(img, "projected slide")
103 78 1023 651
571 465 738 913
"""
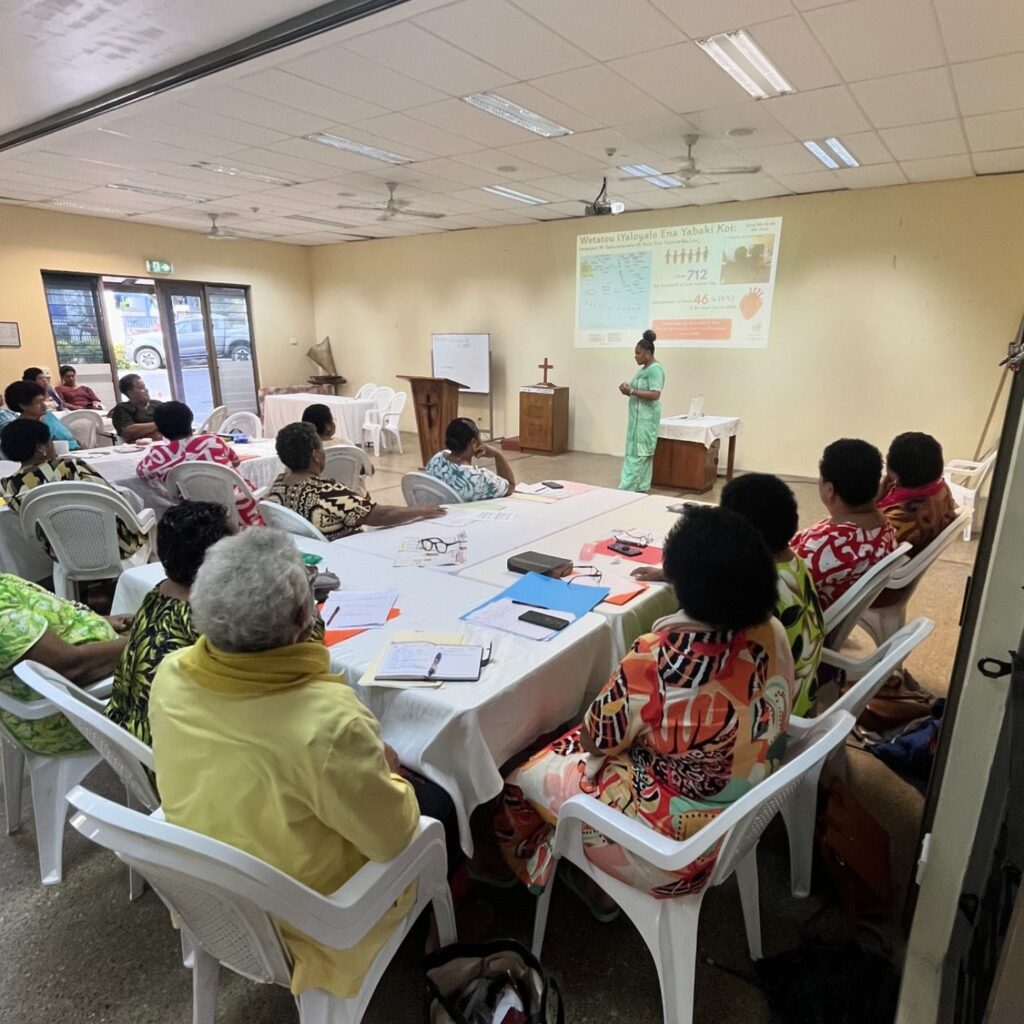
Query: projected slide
575 216 782 348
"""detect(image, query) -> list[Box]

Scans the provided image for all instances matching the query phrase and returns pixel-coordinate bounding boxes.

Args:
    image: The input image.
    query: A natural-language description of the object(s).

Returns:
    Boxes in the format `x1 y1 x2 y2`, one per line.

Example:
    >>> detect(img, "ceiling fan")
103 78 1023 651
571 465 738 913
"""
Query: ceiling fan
621 134 761 187
336 181 445 221
204 212 243 240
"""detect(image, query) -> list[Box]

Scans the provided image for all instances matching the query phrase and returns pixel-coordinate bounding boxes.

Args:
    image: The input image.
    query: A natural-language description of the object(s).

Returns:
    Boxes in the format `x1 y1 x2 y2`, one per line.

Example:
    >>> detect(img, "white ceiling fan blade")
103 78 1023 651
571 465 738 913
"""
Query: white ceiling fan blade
699 165 761 175
336 202 384 211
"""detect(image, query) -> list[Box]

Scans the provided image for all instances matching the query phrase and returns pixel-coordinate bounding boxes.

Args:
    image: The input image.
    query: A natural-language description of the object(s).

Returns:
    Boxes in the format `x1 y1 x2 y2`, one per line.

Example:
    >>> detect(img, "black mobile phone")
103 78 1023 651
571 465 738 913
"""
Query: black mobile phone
608 541 644 557
518 609 570 631
541 481 564 489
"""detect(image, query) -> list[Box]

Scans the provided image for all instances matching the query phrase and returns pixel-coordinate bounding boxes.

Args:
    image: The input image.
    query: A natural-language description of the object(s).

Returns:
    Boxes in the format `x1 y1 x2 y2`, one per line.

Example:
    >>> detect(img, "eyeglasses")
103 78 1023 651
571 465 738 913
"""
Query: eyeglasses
612 530 652 548
419 537 461 553
569 565 603 585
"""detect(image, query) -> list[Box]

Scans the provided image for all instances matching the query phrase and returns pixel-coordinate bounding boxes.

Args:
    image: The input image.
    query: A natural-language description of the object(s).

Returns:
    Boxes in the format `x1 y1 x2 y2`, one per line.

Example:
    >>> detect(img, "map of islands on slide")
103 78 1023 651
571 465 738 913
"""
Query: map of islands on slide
577 251 652 331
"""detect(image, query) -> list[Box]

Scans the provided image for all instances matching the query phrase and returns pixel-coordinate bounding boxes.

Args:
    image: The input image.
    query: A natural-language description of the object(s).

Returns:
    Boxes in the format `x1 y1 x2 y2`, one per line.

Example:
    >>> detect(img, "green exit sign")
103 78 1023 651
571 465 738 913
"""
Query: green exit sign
145 259 173 274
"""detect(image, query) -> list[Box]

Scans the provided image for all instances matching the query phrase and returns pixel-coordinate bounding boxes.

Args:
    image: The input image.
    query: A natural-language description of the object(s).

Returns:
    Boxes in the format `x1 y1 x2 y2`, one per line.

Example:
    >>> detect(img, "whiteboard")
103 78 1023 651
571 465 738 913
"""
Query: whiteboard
431 333 490 394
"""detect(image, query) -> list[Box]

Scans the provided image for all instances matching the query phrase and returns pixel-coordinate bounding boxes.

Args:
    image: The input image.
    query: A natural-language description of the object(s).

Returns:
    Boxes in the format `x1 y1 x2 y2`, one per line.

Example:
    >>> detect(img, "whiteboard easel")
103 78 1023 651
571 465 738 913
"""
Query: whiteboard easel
431 333 495 439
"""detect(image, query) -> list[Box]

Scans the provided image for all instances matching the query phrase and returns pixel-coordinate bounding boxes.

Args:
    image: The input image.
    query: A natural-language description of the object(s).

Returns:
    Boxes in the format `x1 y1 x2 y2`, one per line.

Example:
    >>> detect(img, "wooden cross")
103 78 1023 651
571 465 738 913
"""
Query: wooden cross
423 390 438 429
537 357 555 387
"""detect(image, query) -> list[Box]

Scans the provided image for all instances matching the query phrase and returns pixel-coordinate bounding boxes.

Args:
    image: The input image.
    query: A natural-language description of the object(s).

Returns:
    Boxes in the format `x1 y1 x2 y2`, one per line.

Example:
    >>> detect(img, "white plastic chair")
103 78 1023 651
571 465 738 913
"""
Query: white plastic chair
362 392 405 457
0 674 113 884
820 542 912 650
401 471 460 506
67 785 457 1024
198 405 229 435
531 712 855 1024
858 507 973 646
219 410 263 439
353 384 378 400
15 661 159 899
18 481 157 601
944 451 996 541
378 392 406 455
372 386 395 414
258 500 329 542
166 462 264 529
0 459 19 479
779 617 935 898
323 445 374 496
60 409 104 449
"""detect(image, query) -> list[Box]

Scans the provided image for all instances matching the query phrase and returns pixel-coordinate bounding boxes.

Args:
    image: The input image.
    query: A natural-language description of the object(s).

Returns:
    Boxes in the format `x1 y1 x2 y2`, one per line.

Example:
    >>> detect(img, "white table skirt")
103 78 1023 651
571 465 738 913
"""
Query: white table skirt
0 507 53 581
332 484 647 573
112 536 616 853
262 393 377 445
658 415 742 447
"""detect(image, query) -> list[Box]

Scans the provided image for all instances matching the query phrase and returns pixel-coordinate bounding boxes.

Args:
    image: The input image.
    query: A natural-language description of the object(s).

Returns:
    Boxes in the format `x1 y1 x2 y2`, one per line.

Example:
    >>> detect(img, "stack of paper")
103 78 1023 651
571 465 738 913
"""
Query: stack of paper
322 588 398 628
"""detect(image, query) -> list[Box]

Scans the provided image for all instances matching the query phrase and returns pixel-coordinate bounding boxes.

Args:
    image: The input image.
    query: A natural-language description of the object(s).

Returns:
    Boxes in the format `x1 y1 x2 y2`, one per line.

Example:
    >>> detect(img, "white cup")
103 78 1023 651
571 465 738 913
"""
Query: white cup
52 440 71 456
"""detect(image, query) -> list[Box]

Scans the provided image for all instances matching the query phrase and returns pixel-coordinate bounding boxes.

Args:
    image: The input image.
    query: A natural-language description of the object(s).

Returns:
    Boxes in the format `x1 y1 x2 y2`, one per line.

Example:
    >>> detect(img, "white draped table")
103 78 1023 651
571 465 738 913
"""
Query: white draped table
262 393 377 445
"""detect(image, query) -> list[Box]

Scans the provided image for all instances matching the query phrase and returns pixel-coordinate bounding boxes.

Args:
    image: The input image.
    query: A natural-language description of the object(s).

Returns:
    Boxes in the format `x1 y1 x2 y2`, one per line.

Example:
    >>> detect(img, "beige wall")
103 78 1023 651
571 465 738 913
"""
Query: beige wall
312 175 1022 477
0 204 315 392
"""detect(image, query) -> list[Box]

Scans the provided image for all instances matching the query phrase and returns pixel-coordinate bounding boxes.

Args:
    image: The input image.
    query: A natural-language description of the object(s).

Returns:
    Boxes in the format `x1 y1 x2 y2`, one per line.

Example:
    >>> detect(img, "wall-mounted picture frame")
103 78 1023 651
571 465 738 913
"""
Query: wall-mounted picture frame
0 322 21 348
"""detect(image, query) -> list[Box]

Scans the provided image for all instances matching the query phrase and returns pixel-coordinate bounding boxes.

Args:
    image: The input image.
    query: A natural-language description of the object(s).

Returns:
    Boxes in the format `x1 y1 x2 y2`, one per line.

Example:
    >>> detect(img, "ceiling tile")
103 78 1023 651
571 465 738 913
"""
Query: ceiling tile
39 129 199 172
675 184 733 206
495 140 607 175
651 0 795 37
963 110 1024 153
453 151 558 181
609 42 749 113
142 103 290 148
347 113 480 157
263 138 412 174
718 177 793 200
398 157 502 188
971 148 1024 175
792 0 848 7
900 154 974 182
879 120 967 160
360 163 487 193
343 22 514 95
447 185 562 209
686 102 794 149
737 141 824 175
836 130 894 165
557 128 676 168
804 0 946 81
933 0 1024 63
178 88 328 135
775 170 844 193
233 69 390 123
764 86 870 138
748 15 841 91
952 54 1024 117
521 175 599 199
834 163 907 188
278 48 447 110
628 185 697 208
414 0 592 79
618 115 698 156
100 117 244 157
850 68 960 129
509 0 687 60
405 99 538 146
531 64 672 125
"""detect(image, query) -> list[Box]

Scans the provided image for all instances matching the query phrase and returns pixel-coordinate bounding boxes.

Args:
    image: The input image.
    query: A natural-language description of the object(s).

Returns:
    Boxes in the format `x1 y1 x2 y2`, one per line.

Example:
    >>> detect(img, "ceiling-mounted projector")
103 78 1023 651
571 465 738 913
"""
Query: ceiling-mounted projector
581 177 624 216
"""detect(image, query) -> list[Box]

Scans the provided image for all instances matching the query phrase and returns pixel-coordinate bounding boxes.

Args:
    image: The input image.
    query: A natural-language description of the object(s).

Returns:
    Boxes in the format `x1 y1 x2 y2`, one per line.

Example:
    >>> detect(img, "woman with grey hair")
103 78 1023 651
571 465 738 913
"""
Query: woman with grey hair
148 527 459 998
267 421 446 540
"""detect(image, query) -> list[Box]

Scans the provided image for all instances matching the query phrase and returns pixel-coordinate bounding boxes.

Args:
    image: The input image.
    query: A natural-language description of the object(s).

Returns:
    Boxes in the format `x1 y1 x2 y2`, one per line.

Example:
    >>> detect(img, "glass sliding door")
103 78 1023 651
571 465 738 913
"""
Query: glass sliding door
155 283 217 425
207 286 259 415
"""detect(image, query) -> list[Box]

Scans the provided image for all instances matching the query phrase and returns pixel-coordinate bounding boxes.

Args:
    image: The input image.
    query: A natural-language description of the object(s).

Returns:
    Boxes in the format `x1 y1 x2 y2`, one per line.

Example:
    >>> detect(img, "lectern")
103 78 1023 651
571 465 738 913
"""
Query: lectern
398 375 468 467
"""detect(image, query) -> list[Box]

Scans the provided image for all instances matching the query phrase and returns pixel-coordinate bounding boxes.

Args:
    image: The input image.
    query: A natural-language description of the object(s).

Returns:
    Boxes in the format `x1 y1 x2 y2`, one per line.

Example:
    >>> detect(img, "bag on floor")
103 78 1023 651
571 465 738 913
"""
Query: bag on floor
425 940 564 1024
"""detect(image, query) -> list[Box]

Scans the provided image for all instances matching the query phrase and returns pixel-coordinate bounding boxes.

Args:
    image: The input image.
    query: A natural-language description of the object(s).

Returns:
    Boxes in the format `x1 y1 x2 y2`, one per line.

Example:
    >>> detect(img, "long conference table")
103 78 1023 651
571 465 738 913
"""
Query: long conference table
111 483 695 852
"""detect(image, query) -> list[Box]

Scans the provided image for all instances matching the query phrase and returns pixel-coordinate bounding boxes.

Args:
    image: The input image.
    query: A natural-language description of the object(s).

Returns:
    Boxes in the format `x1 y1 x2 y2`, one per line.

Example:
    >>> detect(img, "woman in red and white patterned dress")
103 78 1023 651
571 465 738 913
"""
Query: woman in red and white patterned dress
136 401 263 527
792 438 897 610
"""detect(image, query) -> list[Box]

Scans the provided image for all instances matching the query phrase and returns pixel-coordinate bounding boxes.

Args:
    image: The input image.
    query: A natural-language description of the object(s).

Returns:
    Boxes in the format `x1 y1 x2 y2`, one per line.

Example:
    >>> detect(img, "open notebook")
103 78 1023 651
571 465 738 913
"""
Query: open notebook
375 642 485 682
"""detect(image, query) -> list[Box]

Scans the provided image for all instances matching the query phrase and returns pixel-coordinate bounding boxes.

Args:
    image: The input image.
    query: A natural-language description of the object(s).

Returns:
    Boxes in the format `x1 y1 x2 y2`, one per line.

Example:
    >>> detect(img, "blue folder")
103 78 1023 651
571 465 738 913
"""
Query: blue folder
474 571 609 619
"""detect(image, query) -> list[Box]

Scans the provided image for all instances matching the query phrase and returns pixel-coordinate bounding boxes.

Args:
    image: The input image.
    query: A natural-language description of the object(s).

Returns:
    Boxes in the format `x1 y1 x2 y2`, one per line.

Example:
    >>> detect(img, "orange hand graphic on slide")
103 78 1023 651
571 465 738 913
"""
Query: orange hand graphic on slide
738 287 764 320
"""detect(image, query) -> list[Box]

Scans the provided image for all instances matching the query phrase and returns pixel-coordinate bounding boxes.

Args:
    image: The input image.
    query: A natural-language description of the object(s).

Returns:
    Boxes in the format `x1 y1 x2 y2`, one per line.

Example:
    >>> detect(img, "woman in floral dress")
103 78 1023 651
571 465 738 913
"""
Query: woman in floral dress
497 506 795 899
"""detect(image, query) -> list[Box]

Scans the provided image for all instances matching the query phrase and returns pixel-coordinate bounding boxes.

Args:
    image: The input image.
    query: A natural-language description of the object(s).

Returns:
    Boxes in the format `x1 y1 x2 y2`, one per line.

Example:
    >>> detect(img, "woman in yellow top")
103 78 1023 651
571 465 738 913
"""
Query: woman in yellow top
148 527 449 999
618 329 664 492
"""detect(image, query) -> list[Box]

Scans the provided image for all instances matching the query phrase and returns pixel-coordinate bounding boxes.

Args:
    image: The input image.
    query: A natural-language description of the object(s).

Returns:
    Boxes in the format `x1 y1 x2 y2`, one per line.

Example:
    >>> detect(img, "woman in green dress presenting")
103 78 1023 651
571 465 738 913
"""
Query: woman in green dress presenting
618 329 664 492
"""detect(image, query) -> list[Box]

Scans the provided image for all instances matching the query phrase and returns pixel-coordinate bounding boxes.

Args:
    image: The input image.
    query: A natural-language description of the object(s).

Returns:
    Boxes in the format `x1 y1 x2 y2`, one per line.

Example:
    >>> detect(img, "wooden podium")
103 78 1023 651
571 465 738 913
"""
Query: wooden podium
519 386 569 454
398 375 467 467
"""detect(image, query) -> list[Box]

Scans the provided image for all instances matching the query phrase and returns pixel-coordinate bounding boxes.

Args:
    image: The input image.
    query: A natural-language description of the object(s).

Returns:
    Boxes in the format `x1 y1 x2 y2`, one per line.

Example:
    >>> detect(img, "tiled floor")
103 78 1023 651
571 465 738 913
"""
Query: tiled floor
0 438 978 1023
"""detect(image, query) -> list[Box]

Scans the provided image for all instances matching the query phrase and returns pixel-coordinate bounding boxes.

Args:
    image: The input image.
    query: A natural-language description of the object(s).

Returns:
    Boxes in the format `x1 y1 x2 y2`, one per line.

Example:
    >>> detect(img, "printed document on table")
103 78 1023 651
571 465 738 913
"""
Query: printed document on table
322 588 398 628
464 597 574 641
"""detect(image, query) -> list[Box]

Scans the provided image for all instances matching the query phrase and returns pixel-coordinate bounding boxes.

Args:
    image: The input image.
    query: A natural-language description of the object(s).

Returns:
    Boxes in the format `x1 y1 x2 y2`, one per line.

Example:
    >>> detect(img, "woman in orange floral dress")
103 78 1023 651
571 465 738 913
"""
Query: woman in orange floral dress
497 506 796 899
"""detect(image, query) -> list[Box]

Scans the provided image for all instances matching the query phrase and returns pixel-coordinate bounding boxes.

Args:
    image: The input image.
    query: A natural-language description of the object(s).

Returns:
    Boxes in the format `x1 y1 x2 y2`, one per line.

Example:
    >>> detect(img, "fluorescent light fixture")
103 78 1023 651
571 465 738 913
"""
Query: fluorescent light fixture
192 161 299 186
697 29 794 100
304 132 412 165
481 185 547 205
287 214 360 228
47 200 131 215
107 183 210 203
619 164 682 189
462 93 572 138
803 137 860 169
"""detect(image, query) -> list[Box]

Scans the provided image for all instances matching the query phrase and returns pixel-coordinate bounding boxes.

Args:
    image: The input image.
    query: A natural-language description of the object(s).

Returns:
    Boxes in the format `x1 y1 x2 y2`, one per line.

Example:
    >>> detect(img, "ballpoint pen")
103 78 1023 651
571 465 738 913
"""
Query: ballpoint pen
426 651 444 677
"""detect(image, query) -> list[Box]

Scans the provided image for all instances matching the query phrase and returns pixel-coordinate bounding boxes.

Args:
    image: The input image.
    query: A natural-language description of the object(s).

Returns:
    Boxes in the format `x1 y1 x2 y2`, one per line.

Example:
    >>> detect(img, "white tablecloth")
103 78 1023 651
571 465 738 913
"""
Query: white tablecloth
332 484 647 573
112 536 616 852
262 393 377 444
658 415 742 447
0 506 53 581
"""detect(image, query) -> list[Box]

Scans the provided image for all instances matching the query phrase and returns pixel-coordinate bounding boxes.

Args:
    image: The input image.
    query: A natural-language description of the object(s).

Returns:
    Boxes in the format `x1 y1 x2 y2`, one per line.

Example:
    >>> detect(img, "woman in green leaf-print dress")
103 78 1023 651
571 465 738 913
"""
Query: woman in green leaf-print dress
0 575 128 755
618 330 664 493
